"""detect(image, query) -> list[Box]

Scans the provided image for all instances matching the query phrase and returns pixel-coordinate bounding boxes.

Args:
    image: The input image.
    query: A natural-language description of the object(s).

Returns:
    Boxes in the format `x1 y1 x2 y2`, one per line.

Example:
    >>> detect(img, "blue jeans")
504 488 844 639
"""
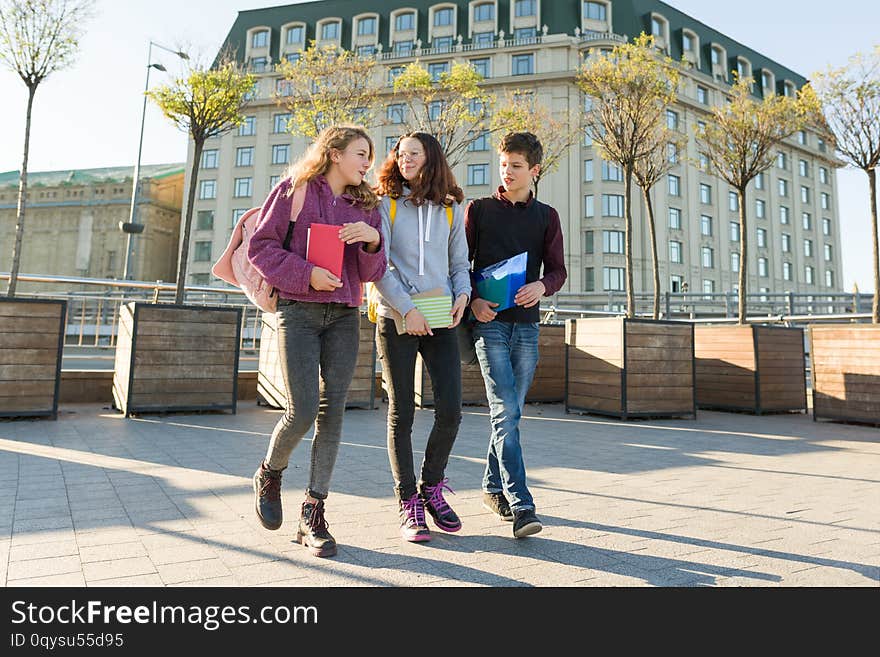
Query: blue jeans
473 319 539 512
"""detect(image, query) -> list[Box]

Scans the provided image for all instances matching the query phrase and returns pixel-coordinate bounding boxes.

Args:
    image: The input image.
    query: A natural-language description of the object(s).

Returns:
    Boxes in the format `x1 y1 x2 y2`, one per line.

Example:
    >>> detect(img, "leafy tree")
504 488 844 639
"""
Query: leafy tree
697 75 817 323
0 0 95 296
147 59 255 304
812 46 880 323
391 61 494 167
577 34 680 317
277 43 382 139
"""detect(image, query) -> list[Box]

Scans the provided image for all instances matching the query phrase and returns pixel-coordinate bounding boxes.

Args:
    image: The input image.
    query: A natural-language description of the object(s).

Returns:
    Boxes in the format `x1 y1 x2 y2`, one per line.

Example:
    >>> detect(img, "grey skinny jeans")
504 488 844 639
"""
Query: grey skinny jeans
264 299 360 499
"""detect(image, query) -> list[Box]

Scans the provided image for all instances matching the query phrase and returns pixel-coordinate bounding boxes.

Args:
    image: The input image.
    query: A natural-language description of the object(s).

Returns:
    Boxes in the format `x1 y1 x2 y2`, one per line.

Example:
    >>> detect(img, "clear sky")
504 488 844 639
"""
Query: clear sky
0 0 877 292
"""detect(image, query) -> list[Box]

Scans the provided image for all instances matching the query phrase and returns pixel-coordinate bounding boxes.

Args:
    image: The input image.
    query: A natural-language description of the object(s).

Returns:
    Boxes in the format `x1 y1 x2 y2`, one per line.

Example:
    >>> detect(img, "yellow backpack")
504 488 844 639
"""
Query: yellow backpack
366 198 454 323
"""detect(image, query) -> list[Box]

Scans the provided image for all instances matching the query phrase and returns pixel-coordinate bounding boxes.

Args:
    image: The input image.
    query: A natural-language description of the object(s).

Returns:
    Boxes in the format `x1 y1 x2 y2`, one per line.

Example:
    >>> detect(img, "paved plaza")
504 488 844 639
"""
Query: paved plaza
0 401 878 587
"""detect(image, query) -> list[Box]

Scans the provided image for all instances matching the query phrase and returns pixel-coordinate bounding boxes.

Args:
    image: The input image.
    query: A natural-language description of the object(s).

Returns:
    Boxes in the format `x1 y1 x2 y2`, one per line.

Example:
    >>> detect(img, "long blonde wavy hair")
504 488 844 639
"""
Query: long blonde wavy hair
285 125 380 210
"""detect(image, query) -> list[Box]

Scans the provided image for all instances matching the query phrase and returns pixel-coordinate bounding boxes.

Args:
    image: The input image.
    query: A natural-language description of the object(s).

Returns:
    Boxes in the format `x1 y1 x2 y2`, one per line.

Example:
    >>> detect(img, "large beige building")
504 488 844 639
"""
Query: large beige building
0 164 185 293
188 0 843 308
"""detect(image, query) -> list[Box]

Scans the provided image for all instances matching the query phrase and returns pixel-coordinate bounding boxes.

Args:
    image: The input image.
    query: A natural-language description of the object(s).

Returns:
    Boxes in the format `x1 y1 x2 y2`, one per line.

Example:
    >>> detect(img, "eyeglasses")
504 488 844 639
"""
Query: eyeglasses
397 150 424 162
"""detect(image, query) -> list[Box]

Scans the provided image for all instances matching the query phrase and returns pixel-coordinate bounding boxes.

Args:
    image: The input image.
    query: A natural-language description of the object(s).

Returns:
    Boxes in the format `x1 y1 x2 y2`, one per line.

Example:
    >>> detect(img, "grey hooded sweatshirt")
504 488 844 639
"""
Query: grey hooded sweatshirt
374 190 471 320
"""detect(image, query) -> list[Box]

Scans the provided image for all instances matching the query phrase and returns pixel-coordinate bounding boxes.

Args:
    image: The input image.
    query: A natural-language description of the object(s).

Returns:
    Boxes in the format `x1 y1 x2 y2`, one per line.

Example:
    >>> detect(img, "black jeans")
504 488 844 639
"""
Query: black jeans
376 316 462 501
264 299 360 500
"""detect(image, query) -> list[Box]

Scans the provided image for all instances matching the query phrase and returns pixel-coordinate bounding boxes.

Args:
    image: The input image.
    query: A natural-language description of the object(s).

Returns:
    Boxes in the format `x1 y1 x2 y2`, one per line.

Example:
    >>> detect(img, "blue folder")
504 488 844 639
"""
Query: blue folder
472 252 528 312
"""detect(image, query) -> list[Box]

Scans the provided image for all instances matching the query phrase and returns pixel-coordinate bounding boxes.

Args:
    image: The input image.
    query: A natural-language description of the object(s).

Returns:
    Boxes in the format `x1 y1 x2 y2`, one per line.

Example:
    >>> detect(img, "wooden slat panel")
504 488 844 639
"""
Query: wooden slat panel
133 321 238 339
133 351 236 367
567 383 621 401
0 396 53 411
0 350 58 365
628 360 692 375
626 347 692 361
127 393 235 407
131 365 235 379
627 399 694 413
568 371 621 386
135 336 239 352
131 379 235 395
625 334 693 349
0 302 62 318
135 307 240 325
0 317 61 333
568 396 621 412
627 386 693 402
0 365 56 380
0 334 59 349
0 380 56 396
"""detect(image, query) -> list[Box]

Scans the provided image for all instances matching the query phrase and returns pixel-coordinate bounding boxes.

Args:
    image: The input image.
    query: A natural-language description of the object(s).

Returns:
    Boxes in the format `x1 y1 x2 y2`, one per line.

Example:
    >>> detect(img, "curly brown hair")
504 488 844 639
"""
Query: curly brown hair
374 132 464 207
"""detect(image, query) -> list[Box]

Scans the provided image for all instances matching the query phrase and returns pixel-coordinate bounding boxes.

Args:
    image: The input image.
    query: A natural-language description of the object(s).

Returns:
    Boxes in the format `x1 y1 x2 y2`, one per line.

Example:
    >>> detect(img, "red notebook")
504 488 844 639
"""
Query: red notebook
306 223 344 279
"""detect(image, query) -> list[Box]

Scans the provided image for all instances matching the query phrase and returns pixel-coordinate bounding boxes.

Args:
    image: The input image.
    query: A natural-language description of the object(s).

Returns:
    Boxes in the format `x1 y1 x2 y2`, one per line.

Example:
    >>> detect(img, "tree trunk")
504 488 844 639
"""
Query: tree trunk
624 168 635 318
533 175 540 200
174 139 204 305
737 187 748 324
6 84 37 298
642 186 660 320
869 168 879 324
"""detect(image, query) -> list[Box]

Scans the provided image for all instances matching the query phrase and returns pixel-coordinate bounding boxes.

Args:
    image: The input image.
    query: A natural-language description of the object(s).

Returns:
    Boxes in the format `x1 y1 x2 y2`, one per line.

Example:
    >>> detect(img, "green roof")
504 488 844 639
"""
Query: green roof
0 163 185 189
219 0 807 89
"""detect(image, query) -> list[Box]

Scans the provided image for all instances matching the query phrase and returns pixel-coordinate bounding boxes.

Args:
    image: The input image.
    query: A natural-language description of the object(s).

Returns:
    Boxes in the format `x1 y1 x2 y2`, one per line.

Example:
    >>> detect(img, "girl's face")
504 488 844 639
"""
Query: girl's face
331 137 372 187
396 137 427 182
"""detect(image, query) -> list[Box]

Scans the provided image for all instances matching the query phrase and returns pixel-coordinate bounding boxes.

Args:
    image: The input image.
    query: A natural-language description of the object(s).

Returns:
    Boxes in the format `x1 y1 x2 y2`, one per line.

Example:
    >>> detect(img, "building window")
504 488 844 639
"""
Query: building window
286 25 304 45
804 239 813 257
272 144 290 165
434 7 454 26
584 159 594 182
429 100 444 121
668 174 680 196
783 262 793 281
803 212 812 230
701 215 713 236
602 194 624 217
194 241 213 262
468 130 490 151
697 85 708 104
234 177 252 198
701 247 714 268
473 31 494 47
682 32 695 53
387 104 405 124
670 275 684 293
236 147 254 167
357 16 377 36
825 270 834 288
669 240 683 264
467 164 490 186
250 57 268 73
584 194 594 217
357 45 376 57
583 1 607 21
757 228 767 248
584 231 594 254
666 109 679 131
433 36 453 52
730 252 740 273
395 11 415 31
386 135 400 153
603 230 625 254
729 221 740 243
394 40 414 55
239 116 256 136
821 192 831 210
777 152 787 169
252 29 269 49
703 279 715 296
516 0 537 17
755 172 765 190
669 207 682 230
273 113 291 134
729 191 738 212
699 152 710 171
602 161 623 182
778 179 788 197
470 57 490 77
388 66 405 84
700 184 712 204
428 61 451 81
756 199 766 218
512 53 535 76
805 265 814 284
514 27 537 42
196 210 214 231
269 175 281 189
584 266 595 292
819 167 829 185
823 218 832 236
780 206 790 224
667 143 678 164
198 180 216 200
798 130 807 145
758 257 769 278
737 57 751 80
321 21 340 41
603 267 625 291
191 273 211 286
474 2 495 22
801 186 811 204
782 233 791 253
201 149 218 169
651 16 664 37
799 160 809 177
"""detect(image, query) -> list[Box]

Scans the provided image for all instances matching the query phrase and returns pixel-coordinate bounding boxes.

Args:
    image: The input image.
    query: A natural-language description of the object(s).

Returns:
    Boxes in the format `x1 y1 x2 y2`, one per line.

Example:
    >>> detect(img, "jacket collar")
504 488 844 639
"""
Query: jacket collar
493 185 534 209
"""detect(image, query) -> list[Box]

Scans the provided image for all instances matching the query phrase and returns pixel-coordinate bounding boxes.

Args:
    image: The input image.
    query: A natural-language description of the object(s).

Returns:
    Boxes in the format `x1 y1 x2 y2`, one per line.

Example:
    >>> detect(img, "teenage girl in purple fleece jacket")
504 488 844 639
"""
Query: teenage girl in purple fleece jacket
248 125 386 558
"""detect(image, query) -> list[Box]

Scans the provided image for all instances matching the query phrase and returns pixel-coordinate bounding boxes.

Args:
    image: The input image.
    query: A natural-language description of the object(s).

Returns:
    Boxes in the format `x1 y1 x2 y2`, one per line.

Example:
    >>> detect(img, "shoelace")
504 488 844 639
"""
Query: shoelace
306 502 329 533
259 473 281 502
402 495 426 528
425 478 455 515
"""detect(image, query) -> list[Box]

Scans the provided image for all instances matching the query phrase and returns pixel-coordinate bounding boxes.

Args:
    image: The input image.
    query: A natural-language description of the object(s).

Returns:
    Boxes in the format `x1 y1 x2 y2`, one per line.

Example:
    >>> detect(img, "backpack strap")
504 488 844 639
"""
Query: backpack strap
389 197 453 229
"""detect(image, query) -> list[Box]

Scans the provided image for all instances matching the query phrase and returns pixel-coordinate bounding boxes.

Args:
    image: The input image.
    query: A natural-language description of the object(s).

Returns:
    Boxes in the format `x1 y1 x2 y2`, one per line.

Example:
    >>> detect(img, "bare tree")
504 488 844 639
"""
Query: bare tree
0 0 95 296
491 90 582 199
147 58 255 304
698 75 817 323
812 45 880 323
576 34 680 317
277 43 382 139
633 129 688 319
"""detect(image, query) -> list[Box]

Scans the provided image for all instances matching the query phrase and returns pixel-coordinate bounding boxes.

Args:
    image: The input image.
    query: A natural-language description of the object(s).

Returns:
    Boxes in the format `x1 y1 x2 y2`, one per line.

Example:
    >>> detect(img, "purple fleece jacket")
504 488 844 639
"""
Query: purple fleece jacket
248 175 386 307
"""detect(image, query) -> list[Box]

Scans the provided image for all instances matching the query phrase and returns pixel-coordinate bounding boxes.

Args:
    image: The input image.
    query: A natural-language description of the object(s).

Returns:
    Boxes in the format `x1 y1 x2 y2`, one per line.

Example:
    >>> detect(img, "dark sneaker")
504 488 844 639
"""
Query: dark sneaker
400 494 431 542
513 509 543 539
296 500 337 557
482 491 514 522
253 461 283 530
420 478 462 533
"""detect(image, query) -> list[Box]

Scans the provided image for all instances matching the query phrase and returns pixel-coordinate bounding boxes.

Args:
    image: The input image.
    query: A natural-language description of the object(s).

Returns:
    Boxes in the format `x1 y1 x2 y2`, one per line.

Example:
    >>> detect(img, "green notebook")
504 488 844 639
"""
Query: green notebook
393 288 453 334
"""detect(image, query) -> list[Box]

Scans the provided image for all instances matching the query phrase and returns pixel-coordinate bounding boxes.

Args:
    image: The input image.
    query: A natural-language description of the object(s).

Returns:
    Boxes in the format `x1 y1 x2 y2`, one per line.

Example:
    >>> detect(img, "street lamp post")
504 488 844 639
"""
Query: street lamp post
121 41 189 281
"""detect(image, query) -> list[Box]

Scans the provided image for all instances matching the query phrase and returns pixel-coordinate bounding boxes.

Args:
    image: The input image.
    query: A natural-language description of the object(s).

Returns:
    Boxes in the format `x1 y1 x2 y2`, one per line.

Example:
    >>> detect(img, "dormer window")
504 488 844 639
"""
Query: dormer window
474 2 495 22
285 25 304 45
682 29 699 66
252 29 269 49
515 0 536 17
736 57 751 81
783 80 796 98
357 17 377 36
395 11 415 31
761 69 776 95
649 13 669 49
319 19 341 41
435 7 454 26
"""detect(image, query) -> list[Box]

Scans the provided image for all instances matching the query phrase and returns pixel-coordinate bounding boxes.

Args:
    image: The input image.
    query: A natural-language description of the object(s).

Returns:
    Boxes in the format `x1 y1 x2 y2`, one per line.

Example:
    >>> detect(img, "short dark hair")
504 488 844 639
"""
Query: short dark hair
498 132 543 168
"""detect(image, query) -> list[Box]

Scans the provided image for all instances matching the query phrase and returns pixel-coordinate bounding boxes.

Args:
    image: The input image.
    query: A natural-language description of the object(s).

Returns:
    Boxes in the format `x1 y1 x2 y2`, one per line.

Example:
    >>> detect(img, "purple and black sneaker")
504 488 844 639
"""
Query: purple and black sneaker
420 478 462 533
400 494 431 542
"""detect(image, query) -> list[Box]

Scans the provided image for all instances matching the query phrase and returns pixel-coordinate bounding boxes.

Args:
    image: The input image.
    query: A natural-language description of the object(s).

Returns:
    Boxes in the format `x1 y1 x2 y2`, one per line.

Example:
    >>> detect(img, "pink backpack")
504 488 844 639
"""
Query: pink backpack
212 184 307 313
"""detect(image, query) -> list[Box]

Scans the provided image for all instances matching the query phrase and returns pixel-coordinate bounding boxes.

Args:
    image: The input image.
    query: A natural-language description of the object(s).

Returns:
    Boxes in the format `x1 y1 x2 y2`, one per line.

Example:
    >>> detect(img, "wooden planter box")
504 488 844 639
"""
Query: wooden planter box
694 325 807 414
0 298 66 419
565 317 695 420
257 311 377 410
412 357 486 409
809 324 880 425
112 302 241 417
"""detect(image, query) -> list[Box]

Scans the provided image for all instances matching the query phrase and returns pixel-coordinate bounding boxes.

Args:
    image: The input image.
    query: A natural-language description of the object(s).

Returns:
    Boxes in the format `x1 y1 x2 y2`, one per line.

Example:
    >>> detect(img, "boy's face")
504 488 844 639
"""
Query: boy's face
499 151 541 194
